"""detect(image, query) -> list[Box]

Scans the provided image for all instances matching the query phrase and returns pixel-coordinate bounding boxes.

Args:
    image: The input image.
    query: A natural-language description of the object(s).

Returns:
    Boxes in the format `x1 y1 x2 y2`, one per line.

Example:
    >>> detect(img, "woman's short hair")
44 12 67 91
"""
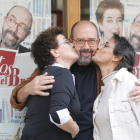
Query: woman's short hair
112 34 137 73
95 0 124 24
31 27 64 71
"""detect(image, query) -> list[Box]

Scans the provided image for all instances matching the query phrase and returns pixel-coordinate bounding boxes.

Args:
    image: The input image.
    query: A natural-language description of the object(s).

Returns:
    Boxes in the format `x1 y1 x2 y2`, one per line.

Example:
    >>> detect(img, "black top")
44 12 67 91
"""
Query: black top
71 63 97 140
18 45 30 53
21 66 80 140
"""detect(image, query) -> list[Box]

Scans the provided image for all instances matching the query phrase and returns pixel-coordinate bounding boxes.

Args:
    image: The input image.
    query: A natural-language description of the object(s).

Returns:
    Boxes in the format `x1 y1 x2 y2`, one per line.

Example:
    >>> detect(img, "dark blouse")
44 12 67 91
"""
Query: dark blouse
21 66 80 140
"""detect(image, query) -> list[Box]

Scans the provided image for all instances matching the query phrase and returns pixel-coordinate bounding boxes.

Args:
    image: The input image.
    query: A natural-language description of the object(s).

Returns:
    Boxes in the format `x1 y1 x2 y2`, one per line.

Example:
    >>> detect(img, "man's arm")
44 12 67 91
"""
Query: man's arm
129 81 140 102
10 67 55 111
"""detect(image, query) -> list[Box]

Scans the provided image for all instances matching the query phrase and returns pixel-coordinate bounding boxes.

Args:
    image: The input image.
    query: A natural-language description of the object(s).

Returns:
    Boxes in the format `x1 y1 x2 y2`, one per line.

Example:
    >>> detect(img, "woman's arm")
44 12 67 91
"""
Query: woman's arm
49 68 79 137
50 94 79 138
58 117 79 138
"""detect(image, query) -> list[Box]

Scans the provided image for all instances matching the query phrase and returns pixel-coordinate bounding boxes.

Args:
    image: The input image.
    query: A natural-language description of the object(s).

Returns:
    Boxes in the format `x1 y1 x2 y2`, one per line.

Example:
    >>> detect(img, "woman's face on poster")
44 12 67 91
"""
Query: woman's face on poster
99 8 123 42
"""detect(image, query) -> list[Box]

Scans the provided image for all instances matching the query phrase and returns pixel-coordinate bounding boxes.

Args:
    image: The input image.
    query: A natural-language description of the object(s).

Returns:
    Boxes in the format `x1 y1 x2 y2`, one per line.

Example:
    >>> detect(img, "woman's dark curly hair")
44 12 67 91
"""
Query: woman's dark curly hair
31 27 64 71
112 34 137 73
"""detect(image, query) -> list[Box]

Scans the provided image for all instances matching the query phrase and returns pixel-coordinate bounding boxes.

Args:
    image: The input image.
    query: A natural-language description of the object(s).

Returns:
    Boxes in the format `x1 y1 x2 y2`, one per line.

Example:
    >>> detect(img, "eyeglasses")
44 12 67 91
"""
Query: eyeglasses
58 39 71 46
102 42 114 49
132 22 140 32
73 38 97 47
5 16 30 35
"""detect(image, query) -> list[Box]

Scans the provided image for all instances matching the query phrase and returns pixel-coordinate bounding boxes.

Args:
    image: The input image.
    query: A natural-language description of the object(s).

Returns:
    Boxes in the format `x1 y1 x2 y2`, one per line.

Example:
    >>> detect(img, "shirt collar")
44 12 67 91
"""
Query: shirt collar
51 63 64 68
102 71 117 85
114 68 127 81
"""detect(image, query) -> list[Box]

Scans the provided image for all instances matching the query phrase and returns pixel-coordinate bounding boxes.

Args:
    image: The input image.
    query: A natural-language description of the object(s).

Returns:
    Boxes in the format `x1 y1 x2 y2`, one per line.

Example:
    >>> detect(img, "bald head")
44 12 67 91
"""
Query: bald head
70 20 99 39
7 5 33 30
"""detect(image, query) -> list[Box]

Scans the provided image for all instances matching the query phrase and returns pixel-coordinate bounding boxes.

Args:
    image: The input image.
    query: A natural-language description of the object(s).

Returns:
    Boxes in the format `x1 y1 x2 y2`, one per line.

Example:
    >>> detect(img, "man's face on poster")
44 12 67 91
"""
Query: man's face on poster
130 14 140 52
2 6 32 49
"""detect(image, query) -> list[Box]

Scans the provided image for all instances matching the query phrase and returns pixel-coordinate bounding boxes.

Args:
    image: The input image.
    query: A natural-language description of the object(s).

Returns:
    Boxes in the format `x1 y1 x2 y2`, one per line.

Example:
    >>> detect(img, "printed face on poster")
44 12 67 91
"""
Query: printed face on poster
0 0 51 139
90 0 140 79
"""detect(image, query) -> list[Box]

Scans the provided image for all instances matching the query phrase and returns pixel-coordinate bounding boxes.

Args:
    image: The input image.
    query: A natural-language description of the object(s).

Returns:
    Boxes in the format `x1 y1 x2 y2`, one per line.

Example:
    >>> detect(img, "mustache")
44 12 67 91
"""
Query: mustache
80 49 98 57
80 49 93 53
4 30 19 40
131 34 140 42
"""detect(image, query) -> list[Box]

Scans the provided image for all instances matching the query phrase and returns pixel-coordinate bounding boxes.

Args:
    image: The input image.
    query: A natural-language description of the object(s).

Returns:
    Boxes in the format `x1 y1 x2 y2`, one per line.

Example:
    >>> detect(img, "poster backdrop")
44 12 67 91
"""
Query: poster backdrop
0 0 51 139
0 0 51 49
90 0 140 79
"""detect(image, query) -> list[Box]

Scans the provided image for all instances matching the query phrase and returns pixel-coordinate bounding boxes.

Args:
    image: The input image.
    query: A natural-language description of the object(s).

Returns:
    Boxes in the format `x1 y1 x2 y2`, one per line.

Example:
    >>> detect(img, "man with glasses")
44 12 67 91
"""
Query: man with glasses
129 13 140 52
0 5 32 53
11 21 140 140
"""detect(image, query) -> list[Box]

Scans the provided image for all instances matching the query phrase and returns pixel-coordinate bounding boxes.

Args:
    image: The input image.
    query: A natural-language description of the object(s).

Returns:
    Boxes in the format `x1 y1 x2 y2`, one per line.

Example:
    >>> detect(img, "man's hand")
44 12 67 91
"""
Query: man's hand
26 72 55 96
129 81 140 102
17 72 55 103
